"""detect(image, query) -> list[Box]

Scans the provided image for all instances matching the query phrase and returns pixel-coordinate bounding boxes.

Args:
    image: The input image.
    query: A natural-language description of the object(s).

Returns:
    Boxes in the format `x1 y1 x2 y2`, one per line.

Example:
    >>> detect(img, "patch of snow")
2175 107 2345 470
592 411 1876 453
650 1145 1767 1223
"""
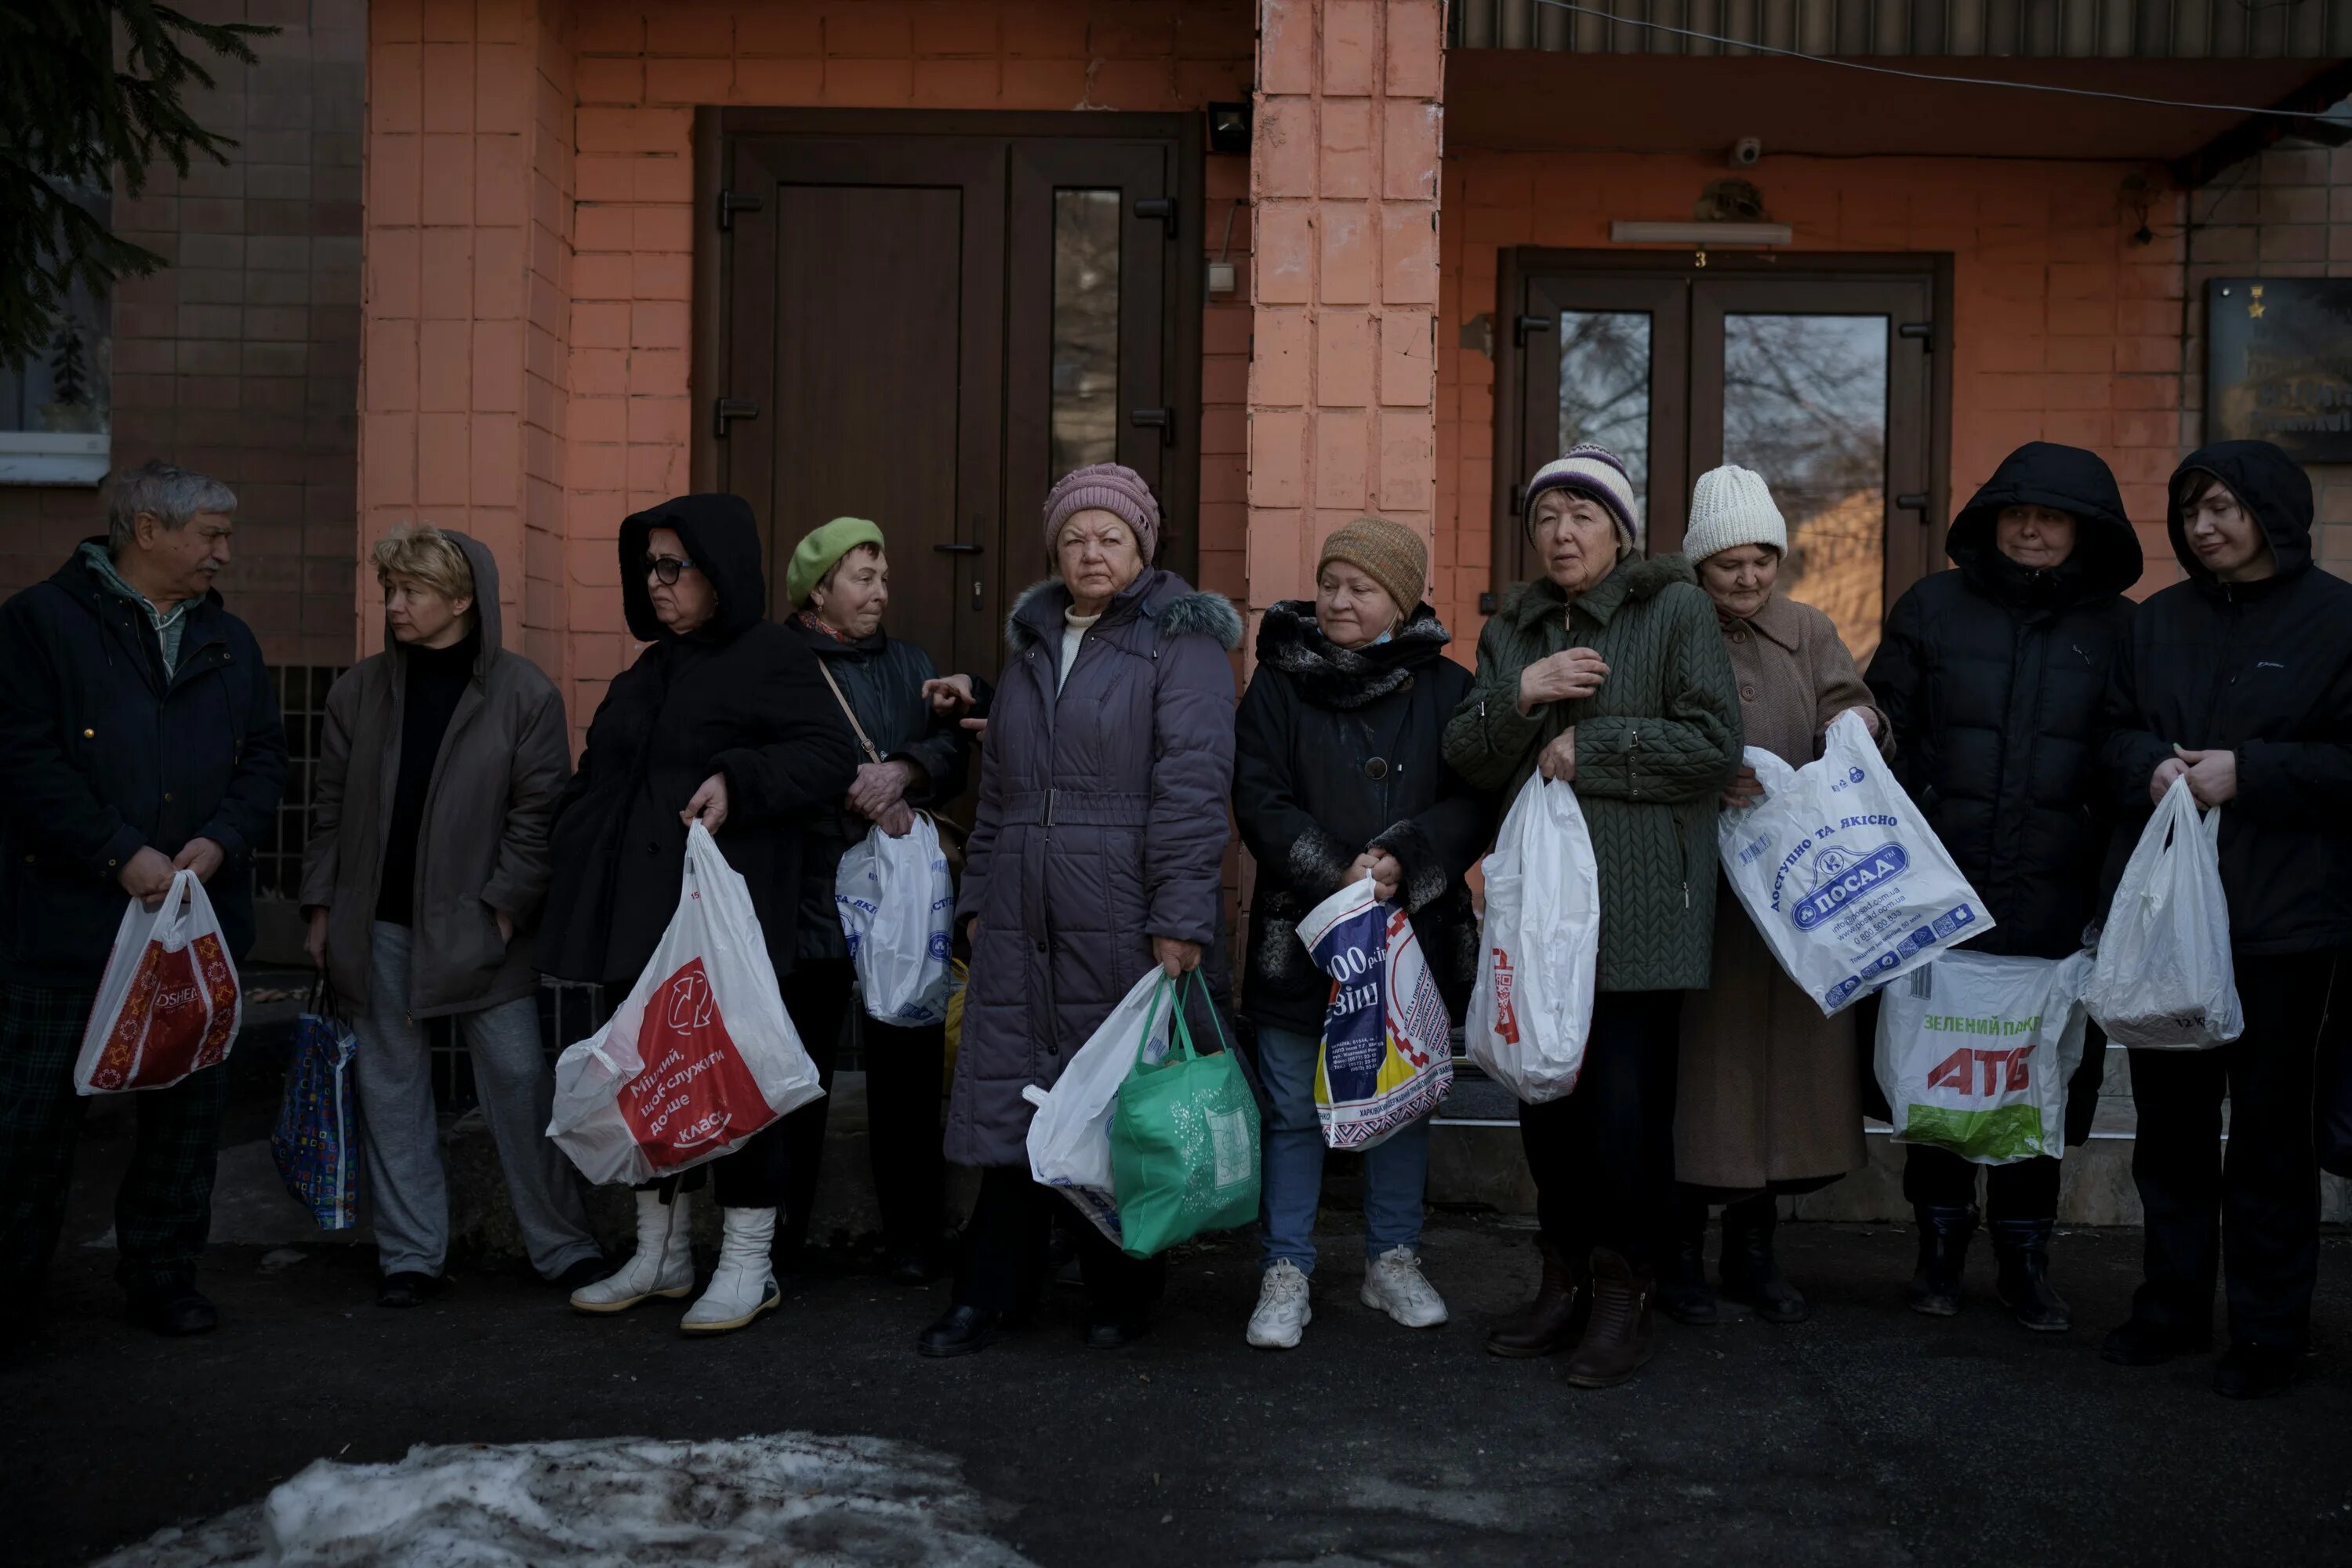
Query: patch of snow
93 1433 1034 1566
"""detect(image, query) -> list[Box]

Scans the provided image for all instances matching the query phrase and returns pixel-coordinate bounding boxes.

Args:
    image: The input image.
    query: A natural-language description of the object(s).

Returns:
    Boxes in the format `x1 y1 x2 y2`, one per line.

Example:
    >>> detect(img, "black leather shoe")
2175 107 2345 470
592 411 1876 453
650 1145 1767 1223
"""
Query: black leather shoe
918 1304 1000 1359
2213 1341 2299 1399
129 1287 218 1337
1905 1204 1976 1316
377 1271 444 1309
1083 1315 1151 1349
1657 1198 1718 1327
2100 1316 2208 1367
551 1256 610 1293
1719 1195 1807 1324
1989 1218 2069 1332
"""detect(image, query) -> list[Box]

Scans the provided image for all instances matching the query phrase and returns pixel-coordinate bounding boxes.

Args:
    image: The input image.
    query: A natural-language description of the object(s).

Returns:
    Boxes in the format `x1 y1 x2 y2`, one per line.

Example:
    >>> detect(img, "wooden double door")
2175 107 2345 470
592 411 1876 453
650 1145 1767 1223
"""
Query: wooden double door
703 111 1201 681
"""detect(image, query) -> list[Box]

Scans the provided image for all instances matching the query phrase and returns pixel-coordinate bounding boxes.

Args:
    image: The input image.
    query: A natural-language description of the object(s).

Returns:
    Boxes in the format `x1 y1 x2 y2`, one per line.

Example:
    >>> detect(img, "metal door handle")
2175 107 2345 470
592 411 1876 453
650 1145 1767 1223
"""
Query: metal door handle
935 543 984 554
1896 493 1929 511
713 398 759 437
1131 407 1174 446
1134 197 1177 237
1514 314 1555 347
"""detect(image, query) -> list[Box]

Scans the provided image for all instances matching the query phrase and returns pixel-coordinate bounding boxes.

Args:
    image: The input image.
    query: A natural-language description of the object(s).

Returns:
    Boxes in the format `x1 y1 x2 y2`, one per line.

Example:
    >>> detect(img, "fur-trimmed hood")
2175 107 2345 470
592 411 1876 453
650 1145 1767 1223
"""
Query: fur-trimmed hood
1497 551 1697 632
1004 569 1243 655
1252 598 1452 712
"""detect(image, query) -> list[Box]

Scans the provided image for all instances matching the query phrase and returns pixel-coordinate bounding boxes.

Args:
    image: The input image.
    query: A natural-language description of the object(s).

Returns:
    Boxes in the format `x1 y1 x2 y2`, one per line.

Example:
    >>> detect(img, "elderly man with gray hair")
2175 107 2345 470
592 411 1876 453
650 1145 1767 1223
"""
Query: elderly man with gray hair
0 460 287 1340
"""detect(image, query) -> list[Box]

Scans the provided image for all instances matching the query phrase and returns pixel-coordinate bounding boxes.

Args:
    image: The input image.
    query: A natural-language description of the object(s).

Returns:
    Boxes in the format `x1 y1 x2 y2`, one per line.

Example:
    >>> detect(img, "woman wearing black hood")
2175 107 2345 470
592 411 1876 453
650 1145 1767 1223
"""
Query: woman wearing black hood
2097 440 2352 1400
539 494 859 1337
1867 441 2143 1330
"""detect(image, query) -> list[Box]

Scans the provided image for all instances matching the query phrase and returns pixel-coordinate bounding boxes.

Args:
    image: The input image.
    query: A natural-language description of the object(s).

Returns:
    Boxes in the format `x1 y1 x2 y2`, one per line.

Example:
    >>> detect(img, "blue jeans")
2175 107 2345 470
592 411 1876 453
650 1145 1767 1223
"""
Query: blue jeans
1255 1023 1432 1274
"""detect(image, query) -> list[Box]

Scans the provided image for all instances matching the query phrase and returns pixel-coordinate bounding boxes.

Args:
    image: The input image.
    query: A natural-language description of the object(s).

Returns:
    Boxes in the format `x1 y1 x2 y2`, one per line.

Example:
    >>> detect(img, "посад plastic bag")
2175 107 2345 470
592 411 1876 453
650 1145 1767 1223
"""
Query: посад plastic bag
2083 776 2244 1050
547 823 826 1185
1295 873 1452 1149
1720 710 1996 1017
1875 950 2092 1165
1465 774 1601 1105
74 870 243 1094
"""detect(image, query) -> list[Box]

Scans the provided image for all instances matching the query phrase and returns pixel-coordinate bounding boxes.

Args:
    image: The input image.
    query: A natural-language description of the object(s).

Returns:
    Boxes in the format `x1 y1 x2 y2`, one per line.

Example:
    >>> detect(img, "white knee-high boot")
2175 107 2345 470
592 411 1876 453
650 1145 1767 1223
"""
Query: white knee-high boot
681 1207 781 1335
569 1189 695 1313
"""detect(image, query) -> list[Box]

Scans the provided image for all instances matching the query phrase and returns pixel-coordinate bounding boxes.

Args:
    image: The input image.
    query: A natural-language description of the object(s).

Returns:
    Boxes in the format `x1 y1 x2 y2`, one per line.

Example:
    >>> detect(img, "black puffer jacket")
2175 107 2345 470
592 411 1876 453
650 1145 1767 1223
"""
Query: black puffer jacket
2099 441 2352 956
788 616 980 961
1866 442 2143 959
537 495 861 988
1235 601 1492 1037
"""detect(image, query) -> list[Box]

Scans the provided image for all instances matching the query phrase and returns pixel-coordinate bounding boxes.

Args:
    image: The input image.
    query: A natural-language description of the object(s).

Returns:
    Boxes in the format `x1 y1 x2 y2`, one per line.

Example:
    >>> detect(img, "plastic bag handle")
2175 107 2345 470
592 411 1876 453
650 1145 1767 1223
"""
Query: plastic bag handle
1131 973 1185 1073
1184 968 1233 1054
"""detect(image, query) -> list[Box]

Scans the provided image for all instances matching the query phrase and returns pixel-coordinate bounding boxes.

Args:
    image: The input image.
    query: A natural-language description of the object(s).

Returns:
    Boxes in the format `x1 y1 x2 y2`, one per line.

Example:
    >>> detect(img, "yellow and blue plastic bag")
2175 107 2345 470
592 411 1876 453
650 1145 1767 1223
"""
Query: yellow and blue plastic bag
1296 873 1454 1151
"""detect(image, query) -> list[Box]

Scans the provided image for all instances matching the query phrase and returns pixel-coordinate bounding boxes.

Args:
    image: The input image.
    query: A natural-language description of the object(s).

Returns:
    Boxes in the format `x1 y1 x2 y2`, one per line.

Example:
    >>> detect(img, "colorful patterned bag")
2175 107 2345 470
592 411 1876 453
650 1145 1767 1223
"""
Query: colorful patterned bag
72 870 243 1094
1295 873 1453 1149
273 985 362 1229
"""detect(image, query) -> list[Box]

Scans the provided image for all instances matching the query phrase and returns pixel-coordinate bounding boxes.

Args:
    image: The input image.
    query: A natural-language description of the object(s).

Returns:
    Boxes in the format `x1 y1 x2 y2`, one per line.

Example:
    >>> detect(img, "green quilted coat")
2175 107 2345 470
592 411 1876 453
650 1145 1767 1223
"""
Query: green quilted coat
1443 554 1742 993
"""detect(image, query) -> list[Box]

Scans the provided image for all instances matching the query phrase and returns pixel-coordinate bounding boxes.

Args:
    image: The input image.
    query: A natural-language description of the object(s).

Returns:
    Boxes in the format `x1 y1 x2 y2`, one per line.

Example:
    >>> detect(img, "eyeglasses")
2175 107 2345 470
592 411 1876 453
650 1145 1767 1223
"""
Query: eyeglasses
644 555 691 586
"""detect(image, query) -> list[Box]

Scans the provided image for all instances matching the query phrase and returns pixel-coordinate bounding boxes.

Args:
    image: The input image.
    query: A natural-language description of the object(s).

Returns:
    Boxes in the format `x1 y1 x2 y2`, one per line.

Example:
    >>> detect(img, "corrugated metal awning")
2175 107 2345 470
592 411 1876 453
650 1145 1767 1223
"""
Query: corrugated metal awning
1453 0 2352 60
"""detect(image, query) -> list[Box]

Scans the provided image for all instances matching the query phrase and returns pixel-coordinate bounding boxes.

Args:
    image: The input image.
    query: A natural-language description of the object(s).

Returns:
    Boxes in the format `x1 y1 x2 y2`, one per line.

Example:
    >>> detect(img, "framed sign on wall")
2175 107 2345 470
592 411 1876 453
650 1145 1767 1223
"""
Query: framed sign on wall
2206 278 2352 462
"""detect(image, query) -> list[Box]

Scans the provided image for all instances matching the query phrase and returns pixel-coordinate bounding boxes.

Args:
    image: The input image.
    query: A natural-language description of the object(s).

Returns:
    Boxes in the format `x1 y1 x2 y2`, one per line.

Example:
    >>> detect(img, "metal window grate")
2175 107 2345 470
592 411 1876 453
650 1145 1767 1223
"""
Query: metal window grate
255 662 345 902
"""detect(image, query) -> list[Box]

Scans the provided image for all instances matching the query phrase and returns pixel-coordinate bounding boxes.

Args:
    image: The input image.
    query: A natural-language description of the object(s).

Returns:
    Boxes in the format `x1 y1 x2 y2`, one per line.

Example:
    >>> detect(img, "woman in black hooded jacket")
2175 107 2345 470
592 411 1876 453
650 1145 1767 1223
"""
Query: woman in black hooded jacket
539 493 859 1337
1866 441 2141 1331
2097 440 2352 1400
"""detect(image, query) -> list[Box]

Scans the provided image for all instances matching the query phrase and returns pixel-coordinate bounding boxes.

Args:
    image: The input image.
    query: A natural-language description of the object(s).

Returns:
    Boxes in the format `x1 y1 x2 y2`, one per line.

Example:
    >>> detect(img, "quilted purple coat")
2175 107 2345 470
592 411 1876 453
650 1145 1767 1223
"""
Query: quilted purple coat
948 568 1243 1168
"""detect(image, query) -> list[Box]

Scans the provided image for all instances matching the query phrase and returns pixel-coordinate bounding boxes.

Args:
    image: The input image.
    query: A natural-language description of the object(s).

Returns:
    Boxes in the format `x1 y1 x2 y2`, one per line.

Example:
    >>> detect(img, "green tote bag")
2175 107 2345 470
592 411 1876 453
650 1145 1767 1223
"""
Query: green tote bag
1108 971 1261 1259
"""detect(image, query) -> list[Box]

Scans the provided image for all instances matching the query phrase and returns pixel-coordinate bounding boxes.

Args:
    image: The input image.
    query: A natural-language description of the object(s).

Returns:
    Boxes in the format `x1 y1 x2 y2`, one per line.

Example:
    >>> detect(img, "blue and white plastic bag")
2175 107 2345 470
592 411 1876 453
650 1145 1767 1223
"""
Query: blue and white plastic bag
1719 710 1995 1016
835 812 955 1026
271 996 361 1230
1295 873 1453 1150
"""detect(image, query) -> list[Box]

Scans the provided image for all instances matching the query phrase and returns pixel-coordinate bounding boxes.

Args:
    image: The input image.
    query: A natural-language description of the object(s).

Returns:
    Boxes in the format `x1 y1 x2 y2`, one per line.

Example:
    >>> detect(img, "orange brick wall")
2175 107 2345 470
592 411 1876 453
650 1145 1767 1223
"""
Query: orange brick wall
1436 150 2198 648
363 0 1255 739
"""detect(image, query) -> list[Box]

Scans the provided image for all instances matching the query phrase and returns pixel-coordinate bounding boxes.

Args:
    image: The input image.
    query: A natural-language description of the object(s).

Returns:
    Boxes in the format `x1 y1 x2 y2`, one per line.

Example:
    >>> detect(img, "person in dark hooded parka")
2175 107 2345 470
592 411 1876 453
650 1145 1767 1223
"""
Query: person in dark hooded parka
539 493 859 1337
1866 441 2143 1331
2096 440 2352 1400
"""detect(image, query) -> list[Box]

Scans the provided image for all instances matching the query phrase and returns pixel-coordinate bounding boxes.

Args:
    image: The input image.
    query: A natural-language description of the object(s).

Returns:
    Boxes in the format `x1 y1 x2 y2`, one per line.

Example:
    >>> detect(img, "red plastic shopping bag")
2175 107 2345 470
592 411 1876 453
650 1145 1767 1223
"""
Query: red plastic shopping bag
547 823 826 1185
74 870 243 1094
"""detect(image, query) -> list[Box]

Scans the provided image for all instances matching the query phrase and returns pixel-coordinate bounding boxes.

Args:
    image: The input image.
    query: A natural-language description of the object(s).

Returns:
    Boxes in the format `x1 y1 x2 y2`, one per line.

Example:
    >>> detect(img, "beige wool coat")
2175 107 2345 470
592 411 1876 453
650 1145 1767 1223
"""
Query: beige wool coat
1675 590 1885 1191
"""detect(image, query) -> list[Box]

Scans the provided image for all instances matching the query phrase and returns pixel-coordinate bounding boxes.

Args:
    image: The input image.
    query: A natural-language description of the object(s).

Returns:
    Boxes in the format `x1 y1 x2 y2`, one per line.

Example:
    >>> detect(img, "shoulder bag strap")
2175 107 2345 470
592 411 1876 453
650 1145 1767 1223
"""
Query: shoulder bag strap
815 659 886 765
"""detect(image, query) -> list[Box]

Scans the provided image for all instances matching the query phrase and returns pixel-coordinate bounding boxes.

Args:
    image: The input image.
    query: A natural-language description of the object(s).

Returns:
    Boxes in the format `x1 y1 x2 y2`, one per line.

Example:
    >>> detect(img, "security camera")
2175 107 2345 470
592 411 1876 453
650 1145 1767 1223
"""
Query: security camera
1729 136 1762 169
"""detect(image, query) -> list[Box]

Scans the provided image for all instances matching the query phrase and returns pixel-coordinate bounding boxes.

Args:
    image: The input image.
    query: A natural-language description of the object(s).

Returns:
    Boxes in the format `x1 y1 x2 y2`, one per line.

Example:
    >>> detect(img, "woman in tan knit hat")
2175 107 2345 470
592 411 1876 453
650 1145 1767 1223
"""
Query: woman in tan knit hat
1233 516 1493 1349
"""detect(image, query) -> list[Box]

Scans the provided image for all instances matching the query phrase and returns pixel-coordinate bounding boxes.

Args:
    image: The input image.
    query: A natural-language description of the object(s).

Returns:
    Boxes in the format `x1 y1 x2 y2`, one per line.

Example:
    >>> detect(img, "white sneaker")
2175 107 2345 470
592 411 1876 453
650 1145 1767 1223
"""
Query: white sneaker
569 1189 694 1313
1246 1259 1312 1349
1361 1246 1448 1329
681 1207 782 1335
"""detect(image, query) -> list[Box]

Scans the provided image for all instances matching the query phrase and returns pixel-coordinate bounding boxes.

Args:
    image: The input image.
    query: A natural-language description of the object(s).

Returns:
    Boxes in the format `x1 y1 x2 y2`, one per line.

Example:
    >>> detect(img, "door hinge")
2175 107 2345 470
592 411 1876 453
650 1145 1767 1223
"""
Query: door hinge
1898 321 1934 350
1134 197 1177 238
1896 492 1930 514
1514 314 1554 347
1509 482 1526 515
713 398 760 437
1130 407 1175 446
717 190 764 230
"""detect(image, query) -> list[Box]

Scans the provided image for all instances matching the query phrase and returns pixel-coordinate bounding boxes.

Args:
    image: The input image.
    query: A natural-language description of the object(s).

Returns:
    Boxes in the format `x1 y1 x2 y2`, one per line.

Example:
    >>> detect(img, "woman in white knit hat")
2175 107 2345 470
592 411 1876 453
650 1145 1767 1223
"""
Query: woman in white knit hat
1664 464 1886 1329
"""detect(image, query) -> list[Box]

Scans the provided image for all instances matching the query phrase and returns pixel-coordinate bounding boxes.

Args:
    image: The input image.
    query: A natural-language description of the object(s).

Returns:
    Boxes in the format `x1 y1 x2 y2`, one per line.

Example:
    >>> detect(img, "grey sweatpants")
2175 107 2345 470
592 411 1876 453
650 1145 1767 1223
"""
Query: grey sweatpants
353 922 599 1279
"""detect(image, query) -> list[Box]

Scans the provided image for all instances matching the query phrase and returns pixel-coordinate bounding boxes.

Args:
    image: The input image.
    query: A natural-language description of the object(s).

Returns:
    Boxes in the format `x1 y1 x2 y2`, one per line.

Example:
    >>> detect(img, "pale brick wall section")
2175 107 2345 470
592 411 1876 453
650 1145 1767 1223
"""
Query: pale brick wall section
1247 0 1443 628
363 0 575 698
0 0 365 666
2180 126 2352 584
1439 150 2190 649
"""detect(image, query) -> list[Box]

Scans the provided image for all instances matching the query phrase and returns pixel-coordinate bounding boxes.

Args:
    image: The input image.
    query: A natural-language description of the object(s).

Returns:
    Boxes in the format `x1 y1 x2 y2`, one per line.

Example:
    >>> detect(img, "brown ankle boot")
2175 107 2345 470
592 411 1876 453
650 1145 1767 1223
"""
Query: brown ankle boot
1564 1249 1655 1388
1485 1239 1585 1358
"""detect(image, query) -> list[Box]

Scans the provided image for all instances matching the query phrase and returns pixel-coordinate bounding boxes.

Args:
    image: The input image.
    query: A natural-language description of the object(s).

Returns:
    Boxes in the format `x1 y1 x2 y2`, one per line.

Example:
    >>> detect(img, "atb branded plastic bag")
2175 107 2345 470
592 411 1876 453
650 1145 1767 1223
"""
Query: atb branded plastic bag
1465 774 1599 1104
1719 710 1995 1017
835 813 955 1026
1875 950 2093 1165
272 984 361 1229
547 823 825 1185
1295 873 1452 1149
74 870 243 1094
2083 777 2244 1050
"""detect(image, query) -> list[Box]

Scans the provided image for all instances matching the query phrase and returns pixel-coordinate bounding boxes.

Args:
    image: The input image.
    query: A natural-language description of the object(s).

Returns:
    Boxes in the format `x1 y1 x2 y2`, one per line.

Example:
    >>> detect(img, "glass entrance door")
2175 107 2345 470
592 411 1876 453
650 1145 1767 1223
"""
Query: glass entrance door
1510 262 1938 663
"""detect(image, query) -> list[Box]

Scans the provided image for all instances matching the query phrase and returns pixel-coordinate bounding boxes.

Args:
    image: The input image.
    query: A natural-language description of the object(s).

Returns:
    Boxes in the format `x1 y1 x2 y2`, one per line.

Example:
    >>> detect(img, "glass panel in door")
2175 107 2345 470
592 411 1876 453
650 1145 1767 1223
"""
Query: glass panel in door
1049 188 1120 474
1720 314 1889 664
1557 310 1653 549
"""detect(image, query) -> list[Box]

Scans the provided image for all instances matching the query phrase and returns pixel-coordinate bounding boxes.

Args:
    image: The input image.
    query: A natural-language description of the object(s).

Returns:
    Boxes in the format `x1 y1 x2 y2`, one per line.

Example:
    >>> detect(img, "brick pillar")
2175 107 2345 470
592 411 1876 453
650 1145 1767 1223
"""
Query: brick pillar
1246 0 1443 624
360 0 573 681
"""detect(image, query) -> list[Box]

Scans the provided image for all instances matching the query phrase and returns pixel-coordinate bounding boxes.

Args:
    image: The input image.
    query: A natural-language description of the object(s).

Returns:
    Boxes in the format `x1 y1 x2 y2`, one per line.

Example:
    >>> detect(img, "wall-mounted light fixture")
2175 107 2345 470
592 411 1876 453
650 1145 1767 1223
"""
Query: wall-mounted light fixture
1207 102 1251 155
1610 220 1791 247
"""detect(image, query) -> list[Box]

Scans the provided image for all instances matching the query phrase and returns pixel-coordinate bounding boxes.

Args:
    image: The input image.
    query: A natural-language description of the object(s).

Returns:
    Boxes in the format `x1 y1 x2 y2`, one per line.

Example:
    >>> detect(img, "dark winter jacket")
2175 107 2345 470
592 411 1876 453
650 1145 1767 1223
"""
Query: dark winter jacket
2099 441 2352 956
1867 441 2143 960
789 616 975 963
1443 554 1742 992
1235 601 1490 1037
300 532 573 1018
537 495 861 989
0 542 288 987
948 569 1242 1167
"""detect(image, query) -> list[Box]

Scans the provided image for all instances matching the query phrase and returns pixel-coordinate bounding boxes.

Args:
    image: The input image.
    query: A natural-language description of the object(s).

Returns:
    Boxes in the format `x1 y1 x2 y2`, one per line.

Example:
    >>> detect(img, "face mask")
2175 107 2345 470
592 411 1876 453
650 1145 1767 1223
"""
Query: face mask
1370 626 1394 646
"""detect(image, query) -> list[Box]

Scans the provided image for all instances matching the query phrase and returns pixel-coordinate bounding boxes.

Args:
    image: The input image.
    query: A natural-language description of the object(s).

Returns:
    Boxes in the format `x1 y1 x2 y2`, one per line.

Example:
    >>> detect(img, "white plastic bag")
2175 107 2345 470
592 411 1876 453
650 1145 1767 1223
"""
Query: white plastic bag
1465 774 1600 1104
1295 874 1454 1149
2083 777 2244 1049
1022 966 1172 1244
835 813 954 1026
74 870 243 1094
1720 710 1997 1017
1875 950 2093 1165
547 823 826 1185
